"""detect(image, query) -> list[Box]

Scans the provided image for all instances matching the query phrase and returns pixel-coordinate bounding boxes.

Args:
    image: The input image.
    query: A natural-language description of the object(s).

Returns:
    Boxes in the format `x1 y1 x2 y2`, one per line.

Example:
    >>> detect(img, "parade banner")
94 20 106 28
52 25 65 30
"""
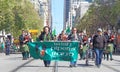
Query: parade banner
28 41 79 61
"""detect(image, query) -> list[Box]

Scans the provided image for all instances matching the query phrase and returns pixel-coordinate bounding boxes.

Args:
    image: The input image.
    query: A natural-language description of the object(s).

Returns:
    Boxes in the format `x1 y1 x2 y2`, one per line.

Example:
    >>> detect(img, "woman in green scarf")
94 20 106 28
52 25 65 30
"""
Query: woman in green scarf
39 26 53 67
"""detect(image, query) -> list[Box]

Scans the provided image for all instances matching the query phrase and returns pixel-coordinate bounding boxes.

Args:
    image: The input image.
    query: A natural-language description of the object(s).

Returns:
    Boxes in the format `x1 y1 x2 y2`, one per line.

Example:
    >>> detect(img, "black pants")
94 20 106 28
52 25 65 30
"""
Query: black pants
43 60 51 67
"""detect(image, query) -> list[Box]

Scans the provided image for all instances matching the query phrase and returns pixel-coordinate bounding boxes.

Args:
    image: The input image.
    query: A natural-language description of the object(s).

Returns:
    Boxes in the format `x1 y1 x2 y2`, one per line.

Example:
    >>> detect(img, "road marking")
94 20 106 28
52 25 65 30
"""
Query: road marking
10 59 34 72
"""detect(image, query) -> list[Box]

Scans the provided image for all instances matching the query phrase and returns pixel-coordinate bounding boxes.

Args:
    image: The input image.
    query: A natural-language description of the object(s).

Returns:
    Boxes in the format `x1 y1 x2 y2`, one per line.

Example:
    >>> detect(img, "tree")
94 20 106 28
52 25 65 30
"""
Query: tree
75 0 120 34
0 0 43 37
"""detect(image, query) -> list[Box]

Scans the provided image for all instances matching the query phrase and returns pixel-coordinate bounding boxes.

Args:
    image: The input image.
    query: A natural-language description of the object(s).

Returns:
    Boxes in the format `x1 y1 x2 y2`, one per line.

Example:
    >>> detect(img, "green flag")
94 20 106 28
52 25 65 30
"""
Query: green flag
52 28 56 36
66 26 71 35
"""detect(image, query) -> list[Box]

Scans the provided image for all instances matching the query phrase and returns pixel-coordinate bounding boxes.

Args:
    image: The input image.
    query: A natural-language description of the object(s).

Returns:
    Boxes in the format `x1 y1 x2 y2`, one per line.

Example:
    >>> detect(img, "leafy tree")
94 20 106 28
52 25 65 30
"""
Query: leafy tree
0 0 43 37
75 0 120 34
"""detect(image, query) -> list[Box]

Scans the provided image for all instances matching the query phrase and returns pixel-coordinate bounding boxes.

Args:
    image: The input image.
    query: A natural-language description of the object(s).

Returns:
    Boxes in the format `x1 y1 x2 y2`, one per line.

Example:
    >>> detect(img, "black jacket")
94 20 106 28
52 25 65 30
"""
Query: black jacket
39 32 53 41
93 34 107 49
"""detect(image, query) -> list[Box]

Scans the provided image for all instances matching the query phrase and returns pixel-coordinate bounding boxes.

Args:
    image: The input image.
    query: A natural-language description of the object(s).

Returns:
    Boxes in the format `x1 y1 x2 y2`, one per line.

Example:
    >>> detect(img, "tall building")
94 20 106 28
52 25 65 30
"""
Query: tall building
63 0 71 30
64 0 93 29
30 0 52 28
48 0 52 29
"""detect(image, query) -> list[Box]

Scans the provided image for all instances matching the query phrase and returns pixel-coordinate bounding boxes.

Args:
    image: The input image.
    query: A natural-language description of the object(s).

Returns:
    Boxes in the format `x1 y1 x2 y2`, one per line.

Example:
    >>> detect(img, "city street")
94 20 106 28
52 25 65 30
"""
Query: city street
0 53 120 72
1 0 120 72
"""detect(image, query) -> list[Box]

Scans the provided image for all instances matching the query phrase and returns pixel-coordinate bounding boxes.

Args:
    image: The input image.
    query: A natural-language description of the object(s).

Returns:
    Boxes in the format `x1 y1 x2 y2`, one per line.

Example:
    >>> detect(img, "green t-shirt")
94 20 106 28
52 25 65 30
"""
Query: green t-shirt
106 43 114 52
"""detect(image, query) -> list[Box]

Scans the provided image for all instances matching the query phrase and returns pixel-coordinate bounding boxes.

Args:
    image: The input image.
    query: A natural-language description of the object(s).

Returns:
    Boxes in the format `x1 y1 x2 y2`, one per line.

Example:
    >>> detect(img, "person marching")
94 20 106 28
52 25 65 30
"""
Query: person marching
68 27 82 67
81 35 88 60
19 30 27 60
58 30 68 41
39 26 53 67
5 37 11 55
105 38 114 61
93 28 107 68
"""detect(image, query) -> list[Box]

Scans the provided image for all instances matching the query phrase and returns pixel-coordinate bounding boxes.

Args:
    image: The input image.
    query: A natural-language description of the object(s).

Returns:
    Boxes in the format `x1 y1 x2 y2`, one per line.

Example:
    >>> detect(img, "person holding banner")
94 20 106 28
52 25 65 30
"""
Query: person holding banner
68 27 82 67
39 26 53 67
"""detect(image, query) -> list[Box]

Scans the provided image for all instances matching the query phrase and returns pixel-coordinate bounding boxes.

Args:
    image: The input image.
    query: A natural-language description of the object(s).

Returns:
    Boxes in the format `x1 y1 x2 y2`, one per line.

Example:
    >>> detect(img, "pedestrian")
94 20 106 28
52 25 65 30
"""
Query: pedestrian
78 31 84 60
19 30 26 60
106 38 114 61
81 35 88 60
5 37 11 55
103 31 110 60
68 27 82 67
58 30 67 41
24 31 31 58
93 28 107 68
22 42 29 60
39 26 53 67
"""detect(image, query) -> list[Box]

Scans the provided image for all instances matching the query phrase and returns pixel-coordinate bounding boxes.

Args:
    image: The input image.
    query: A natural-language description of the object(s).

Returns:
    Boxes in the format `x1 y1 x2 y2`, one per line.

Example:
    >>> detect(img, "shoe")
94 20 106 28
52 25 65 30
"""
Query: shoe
69 65 73 67
83 58 85 60
110 58 113 61
47 64 50 67
45 64 47 67
96 64 101 68
107 59 109 61
22 58 27 60
45 65 47 67
79 58 82 60
73 64 77 67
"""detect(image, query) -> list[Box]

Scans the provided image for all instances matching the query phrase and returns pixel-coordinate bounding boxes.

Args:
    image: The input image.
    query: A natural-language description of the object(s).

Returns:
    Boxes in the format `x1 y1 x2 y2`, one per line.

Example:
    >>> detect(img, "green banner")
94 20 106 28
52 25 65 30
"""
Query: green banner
28 41 79 61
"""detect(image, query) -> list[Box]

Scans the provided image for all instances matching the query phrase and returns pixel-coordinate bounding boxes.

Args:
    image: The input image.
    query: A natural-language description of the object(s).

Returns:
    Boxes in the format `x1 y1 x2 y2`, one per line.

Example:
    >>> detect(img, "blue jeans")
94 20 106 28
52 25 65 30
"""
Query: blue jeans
94 48 103 65
5 47 10 55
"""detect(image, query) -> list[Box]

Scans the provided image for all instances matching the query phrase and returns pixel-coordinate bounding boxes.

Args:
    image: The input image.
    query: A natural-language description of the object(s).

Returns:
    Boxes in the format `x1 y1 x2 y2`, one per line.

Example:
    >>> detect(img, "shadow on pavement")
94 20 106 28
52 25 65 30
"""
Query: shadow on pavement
114 59 120 62
23 65 69 68
6 57 22 60
77 64 94 67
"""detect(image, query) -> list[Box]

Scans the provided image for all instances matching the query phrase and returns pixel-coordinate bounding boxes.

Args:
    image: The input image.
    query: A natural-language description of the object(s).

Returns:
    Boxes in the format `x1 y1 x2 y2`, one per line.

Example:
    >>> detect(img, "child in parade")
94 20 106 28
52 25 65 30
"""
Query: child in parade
105 38 114 61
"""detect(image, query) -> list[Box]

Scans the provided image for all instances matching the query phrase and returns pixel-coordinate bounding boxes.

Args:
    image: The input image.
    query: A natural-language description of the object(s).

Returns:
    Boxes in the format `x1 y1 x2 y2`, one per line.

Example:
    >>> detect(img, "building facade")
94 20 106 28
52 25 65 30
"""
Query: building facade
63 0 71 30
30 0 52 28
64 0 93 29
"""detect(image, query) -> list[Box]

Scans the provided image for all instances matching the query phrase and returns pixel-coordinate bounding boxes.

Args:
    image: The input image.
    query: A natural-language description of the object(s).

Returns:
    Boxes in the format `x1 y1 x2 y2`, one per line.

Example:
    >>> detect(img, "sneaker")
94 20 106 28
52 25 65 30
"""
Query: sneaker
73 64 77 67
47 64 50 67
79 58 82 60
22 58 27 60
96 64 101 68
110 58 113 61
45 64 50 67
69 65 73 67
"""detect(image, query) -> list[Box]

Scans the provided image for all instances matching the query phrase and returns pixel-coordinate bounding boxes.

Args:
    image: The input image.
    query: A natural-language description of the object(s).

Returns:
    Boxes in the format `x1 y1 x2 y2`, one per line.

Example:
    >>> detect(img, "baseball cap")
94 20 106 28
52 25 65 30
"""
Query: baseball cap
97 28 102 32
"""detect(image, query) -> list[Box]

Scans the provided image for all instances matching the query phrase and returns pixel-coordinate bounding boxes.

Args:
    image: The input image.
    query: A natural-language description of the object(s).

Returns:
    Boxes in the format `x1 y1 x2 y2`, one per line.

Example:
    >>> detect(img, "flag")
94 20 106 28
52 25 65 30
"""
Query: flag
66 26 71 35
52 28 56 36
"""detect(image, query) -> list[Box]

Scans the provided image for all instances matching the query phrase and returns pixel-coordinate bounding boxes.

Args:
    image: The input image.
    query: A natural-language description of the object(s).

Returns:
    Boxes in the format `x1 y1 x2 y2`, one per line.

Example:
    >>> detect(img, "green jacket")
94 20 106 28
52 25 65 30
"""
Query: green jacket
83 45 88 53
22 44 29 52
106 43 114 52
